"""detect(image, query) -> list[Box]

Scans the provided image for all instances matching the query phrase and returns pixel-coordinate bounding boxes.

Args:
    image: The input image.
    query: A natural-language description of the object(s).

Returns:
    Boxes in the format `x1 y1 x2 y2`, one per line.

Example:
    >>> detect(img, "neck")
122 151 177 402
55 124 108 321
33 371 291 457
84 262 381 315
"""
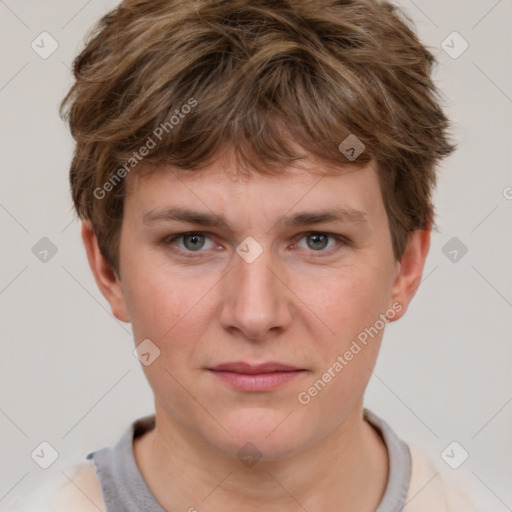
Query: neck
133 403 389 512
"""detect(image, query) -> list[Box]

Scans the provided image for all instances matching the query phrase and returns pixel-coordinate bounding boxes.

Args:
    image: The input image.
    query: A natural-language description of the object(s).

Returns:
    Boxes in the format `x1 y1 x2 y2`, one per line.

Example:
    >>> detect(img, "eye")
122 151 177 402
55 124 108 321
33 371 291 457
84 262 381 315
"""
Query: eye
294 232 346 253
164 232 216 253
162 231 347 258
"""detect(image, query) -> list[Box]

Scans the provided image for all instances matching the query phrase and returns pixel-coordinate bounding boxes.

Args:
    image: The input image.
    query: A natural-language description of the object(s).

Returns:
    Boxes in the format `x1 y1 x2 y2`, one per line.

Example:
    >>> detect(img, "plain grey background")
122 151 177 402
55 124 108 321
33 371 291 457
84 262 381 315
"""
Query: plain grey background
1 0 511 509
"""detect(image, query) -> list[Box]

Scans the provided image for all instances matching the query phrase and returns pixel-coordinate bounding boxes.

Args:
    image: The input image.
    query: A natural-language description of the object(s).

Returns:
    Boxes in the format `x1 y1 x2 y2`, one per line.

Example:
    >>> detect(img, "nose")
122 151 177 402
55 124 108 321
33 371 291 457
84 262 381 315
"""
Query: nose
217 243 293 341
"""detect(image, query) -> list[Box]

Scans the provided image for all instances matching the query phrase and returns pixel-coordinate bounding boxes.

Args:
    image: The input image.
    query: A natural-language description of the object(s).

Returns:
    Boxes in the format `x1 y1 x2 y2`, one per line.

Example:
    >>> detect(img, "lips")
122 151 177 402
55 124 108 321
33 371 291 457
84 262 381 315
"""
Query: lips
207 361 306 392
209 361 302 374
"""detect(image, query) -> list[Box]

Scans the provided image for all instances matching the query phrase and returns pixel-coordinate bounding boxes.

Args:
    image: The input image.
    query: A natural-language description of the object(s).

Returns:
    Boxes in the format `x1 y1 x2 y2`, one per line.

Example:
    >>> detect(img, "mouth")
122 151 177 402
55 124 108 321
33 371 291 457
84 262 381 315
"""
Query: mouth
207 361 307 392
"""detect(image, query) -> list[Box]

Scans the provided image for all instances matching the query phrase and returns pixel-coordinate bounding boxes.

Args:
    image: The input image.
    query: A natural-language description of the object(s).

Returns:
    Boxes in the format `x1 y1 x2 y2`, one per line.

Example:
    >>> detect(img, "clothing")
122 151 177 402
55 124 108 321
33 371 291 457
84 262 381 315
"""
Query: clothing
6 409 484 511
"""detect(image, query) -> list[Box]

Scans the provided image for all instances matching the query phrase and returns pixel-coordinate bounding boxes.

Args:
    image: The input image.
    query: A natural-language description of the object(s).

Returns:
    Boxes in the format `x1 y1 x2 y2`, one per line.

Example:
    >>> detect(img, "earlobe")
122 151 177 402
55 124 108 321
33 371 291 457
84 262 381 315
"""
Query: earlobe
81 221 131 323
389 229 431 322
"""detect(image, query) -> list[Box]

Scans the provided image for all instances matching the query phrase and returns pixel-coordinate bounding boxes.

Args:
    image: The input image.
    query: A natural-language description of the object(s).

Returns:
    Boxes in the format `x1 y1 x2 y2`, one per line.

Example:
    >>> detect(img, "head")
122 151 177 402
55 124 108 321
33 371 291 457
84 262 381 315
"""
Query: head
62 0 455 460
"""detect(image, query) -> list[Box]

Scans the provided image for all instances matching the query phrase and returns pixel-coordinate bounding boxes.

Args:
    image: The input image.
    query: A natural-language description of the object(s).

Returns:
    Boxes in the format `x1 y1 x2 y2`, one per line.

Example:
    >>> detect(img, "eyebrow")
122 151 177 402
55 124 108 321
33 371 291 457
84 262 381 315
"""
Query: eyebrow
142 206 368 229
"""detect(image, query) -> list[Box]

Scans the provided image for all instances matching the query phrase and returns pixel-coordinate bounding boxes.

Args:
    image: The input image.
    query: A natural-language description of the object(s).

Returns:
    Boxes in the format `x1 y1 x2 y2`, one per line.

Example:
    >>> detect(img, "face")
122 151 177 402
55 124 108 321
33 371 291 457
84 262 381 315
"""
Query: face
85 154 427 461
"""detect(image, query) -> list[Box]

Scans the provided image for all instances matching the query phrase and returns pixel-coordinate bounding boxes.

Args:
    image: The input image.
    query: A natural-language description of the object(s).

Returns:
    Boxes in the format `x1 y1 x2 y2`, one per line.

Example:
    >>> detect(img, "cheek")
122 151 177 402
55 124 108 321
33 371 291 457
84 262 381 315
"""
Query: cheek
122 265 214 409
121 251 216 342
123 277 181 342
295 259 392 411
302 262 390 344
121 259 224 408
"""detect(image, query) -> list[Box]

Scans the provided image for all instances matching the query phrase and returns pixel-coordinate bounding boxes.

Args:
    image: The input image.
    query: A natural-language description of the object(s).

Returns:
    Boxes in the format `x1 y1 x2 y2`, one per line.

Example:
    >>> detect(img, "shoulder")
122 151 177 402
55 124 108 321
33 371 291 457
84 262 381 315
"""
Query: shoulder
3 460 106 512
405 443 485 512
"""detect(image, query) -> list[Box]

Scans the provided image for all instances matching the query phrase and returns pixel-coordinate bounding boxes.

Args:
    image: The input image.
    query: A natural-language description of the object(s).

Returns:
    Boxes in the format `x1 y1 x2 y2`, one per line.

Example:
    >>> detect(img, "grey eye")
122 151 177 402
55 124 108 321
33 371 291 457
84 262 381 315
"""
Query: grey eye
305 233 330 251
182 233 207 251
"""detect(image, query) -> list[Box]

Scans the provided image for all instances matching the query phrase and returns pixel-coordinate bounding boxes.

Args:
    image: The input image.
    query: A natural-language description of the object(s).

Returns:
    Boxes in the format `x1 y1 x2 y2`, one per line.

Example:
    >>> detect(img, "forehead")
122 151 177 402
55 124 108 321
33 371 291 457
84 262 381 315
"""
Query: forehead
126 153 378 198
122 157 387 236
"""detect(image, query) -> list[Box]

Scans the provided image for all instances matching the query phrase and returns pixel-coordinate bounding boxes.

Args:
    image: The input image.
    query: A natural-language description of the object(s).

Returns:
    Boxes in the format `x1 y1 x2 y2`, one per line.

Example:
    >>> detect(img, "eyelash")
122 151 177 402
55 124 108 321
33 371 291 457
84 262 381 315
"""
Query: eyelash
162 231 349 258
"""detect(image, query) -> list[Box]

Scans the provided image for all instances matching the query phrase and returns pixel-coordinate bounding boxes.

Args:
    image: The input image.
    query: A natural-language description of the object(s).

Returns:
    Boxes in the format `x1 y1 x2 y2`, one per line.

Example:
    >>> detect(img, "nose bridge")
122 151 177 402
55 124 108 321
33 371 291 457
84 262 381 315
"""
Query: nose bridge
238 251 277 303
218 241 290 339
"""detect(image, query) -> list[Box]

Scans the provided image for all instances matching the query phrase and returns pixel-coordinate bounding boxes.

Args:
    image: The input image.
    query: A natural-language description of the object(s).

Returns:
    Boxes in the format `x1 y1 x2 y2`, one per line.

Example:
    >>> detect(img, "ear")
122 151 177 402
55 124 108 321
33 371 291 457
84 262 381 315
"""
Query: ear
388 229 431 322
81 221 130 323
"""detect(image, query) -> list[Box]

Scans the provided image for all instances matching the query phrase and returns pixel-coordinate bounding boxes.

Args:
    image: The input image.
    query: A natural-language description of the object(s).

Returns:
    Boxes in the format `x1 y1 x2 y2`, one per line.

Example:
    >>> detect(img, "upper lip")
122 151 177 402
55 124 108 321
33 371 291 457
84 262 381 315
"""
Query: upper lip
209 362 303 374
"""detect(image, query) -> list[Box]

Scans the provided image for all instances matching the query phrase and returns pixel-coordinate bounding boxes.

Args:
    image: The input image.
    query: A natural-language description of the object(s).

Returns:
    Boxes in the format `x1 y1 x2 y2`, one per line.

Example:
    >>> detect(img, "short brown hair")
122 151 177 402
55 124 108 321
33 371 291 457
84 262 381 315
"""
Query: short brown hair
61 0 456 275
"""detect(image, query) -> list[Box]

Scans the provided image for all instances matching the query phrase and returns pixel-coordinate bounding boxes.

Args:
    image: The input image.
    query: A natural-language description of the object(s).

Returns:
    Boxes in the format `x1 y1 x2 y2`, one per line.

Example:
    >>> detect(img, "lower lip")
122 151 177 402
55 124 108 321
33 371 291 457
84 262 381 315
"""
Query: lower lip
209 370 305 392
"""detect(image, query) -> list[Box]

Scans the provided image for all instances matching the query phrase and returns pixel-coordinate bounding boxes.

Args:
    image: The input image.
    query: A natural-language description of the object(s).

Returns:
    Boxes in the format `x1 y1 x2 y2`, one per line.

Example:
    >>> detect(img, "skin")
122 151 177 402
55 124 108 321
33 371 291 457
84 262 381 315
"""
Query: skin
82 151 430 512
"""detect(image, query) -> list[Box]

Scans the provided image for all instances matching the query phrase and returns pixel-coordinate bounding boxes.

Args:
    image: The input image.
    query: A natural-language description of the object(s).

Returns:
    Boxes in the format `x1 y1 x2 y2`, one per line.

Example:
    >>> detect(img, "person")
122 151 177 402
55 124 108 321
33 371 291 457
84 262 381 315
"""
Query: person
7 0 485 510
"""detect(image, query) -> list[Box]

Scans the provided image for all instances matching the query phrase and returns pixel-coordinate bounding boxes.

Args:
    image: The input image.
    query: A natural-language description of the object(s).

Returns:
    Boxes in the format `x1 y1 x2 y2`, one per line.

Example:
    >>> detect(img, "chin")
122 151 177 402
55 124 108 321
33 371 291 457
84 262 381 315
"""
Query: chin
206 408 313 462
